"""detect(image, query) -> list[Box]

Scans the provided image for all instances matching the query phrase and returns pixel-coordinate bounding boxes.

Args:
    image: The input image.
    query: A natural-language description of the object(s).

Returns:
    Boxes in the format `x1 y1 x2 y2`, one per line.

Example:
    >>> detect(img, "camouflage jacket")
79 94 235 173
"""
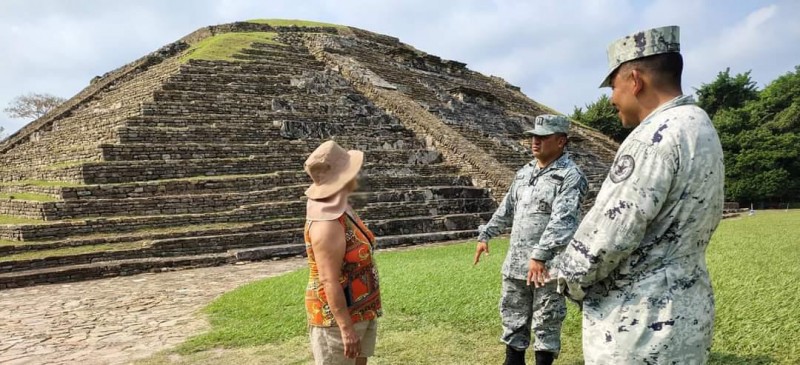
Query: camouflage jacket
550 95 725 364
478 153 588 280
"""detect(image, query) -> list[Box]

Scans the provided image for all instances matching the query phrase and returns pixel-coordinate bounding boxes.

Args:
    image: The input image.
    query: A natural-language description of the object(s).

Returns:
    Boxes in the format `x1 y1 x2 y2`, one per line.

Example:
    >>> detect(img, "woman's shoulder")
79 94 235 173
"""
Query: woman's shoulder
307 218 346 241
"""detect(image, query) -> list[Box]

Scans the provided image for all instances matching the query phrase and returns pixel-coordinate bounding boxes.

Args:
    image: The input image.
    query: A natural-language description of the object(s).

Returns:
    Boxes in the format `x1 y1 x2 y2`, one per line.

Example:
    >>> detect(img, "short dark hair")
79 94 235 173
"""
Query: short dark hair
618 52 683 90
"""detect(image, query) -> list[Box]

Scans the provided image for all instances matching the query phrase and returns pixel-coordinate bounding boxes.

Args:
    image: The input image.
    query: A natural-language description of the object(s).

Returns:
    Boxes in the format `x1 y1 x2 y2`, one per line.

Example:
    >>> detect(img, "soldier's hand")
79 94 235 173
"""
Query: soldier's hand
527 259 550 288
473 241 489 265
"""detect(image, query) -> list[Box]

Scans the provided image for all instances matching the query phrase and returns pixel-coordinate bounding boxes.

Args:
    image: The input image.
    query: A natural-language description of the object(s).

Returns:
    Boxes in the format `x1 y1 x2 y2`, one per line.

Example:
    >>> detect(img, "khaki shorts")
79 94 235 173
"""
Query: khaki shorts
310 320 378 365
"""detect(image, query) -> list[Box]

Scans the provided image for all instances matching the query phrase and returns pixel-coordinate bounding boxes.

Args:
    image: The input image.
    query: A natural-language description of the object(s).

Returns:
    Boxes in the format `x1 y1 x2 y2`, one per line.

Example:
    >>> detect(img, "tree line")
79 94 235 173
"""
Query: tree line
572 66 800 206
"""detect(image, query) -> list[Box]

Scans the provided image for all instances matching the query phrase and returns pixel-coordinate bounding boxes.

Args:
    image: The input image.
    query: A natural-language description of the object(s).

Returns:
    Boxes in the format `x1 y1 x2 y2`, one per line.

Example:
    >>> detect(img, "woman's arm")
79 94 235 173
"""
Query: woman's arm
309 220 361 358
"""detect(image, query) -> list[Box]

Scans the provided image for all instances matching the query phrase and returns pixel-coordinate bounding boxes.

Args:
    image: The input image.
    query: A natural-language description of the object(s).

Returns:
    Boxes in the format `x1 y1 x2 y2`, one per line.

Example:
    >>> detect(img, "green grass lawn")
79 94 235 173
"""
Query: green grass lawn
143 210 800 364
0 179 81 188
182 32 282 63
0 192 59 202
0 214 44 225
0 239 19 246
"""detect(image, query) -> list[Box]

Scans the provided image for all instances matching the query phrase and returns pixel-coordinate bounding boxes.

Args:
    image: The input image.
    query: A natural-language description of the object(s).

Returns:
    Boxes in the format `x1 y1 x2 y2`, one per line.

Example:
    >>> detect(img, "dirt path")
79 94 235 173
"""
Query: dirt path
0 259 306 365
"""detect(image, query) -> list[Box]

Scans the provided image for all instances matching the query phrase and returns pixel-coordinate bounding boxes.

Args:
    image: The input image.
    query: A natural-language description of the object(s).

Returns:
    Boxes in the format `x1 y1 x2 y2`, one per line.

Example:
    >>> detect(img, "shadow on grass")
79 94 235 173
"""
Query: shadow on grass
710 352 775 364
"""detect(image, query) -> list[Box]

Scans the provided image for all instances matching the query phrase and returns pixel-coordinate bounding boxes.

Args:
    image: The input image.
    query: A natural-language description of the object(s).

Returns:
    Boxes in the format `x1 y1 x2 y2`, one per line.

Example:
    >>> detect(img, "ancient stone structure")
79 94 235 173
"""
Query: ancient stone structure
0 20 617 288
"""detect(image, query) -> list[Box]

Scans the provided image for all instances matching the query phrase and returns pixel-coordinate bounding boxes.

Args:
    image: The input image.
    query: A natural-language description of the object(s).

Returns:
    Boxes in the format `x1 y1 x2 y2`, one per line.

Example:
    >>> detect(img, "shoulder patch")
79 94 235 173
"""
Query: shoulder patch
609 155 635 183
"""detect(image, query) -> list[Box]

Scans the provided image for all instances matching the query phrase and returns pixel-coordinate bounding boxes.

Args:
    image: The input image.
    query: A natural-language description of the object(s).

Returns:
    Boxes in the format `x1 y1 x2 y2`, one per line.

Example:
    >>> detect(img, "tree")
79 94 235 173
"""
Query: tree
714 65 800 204
4 93 66 120
695 68 759 119
571 94 630 143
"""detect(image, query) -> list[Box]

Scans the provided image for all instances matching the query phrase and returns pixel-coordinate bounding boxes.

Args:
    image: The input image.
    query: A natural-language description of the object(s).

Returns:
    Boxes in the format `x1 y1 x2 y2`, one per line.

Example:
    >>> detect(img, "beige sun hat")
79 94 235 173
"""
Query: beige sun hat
304 140 364 200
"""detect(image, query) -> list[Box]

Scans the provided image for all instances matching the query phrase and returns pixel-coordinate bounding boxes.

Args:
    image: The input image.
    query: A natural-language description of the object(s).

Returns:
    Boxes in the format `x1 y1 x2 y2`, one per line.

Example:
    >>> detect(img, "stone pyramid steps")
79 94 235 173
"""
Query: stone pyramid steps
99 143 439 162
185 59 316 75
1 210 490 259
232 50 325 66
116 125 282 144
449 125 532 170
165 73 292 84
116 123 417 145
241 44 319 58
140 100 366 117
0 211 491 288
35 183 476 221
0 221 292 256
0 252 233 289
230 55 325 70
183 60 315 75
0 227 304 273
56 174 472 200
238 45 321 59
76 159 460 184
347 52 442 104
0 226 483 290
366 212 492 237
159 81 311 96
122 113 390 128
1 186 493 240
154 88 354 103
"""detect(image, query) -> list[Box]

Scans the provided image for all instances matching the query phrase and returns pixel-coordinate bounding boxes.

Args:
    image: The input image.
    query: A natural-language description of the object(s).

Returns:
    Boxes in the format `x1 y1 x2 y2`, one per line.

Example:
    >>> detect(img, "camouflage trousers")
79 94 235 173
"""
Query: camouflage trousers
500 277 566 354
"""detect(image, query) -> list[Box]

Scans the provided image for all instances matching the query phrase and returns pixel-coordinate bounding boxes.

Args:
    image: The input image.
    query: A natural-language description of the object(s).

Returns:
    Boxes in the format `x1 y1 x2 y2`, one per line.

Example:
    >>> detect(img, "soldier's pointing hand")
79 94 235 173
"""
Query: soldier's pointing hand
473 241 489 265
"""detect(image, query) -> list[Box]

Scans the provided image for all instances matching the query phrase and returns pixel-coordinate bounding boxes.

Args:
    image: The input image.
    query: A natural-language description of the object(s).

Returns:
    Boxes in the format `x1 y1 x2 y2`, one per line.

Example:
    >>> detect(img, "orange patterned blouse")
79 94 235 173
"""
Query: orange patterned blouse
304 210 382 327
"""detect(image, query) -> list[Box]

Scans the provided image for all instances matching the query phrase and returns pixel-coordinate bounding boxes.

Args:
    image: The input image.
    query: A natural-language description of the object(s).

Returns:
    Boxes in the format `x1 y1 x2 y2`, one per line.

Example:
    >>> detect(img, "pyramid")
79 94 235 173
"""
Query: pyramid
0 20 617 288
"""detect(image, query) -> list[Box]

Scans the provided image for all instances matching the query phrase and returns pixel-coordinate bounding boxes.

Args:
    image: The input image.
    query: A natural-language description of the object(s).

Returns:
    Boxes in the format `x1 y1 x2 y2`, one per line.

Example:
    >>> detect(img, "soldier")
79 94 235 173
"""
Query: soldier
546 26 725 364
473 114 588 365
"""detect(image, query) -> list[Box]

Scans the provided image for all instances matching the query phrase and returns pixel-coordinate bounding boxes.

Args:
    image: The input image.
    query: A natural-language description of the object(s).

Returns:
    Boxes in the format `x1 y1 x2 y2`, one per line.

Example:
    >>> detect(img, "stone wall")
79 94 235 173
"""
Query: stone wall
0 200 48 220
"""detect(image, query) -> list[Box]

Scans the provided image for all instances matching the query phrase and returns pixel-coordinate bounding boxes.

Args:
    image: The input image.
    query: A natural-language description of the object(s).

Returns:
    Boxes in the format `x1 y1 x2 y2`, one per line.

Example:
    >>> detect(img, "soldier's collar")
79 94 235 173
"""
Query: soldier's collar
641 94 696 123
554 152 570 168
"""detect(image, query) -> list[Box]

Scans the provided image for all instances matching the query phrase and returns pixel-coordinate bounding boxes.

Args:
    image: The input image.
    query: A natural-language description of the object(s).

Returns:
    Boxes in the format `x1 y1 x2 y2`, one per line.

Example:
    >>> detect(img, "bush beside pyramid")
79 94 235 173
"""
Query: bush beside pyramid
0 20 617 288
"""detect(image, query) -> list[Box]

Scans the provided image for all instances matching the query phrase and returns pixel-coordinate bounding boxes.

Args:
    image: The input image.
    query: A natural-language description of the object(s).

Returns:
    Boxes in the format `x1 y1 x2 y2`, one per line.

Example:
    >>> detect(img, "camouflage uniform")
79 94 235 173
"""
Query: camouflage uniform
478 115 588 356
551 26 725 364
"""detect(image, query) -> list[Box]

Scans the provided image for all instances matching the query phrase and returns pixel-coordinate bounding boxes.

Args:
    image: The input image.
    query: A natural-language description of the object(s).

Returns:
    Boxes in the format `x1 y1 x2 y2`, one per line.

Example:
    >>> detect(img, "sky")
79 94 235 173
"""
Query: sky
1 0 799 136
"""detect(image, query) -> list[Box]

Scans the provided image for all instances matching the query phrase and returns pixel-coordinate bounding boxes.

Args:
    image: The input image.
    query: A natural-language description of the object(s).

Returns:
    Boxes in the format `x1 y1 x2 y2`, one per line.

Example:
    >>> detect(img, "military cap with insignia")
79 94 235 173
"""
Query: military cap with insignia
524 114 571 136
599 25 681 88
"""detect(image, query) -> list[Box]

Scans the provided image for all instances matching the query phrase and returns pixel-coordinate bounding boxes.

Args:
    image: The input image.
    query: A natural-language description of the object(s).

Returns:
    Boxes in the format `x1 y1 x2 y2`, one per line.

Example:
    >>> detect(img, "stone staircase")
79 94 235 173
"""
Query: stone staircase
300 31 618 212
0 21 617 289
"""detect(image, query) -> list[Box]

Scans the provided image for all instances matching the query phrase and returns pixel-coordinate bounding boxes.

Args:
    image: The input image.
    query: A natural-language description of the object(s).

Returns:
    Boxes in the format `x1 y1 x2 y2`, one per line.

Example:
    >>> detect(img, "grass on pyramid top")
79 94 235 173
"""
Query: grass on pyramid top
182 32 282 63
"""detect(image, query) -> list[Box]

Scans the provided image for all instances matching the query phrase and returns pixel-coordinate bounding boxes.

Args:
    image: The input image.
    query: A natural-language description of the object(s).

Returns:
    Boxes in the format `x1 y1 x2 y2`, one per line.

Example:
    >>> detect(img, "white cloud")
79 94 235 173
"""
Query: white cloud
684 1 800 91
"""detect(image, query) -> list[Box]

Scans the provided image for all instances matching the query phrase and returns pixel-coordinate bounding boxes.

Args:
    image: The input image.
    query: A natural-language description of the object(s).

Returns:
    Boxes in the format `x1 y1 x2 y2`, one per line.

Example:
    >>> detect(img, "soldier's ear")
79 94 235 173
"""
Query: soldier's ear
631 69 644 96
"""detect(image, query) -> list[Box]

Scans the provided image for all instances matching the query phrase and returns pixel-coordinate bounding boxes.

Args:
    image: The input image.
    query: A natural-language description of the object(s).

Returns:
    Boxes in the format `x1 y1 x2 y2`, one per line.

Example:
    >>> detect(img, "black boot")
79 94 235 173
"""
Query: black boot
534 351 555 365
504 345 526 365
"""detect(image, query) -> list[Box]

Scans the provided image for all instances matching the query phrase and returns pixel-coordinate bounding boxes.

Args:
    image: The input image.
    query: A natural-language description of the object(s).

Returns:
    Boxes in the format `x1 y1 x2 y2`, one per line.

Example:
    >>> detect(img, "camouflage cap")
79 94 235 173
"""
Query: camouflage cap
599 25 680 88
524 114 571 136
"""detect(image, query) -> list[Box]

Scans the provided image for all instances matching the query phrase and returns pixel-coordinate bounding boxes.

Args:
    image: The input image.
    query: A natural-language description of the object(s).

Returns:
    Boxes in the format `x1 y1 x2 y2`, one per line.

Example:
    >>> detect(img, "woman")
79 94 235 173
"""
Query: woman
304 140 382 365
